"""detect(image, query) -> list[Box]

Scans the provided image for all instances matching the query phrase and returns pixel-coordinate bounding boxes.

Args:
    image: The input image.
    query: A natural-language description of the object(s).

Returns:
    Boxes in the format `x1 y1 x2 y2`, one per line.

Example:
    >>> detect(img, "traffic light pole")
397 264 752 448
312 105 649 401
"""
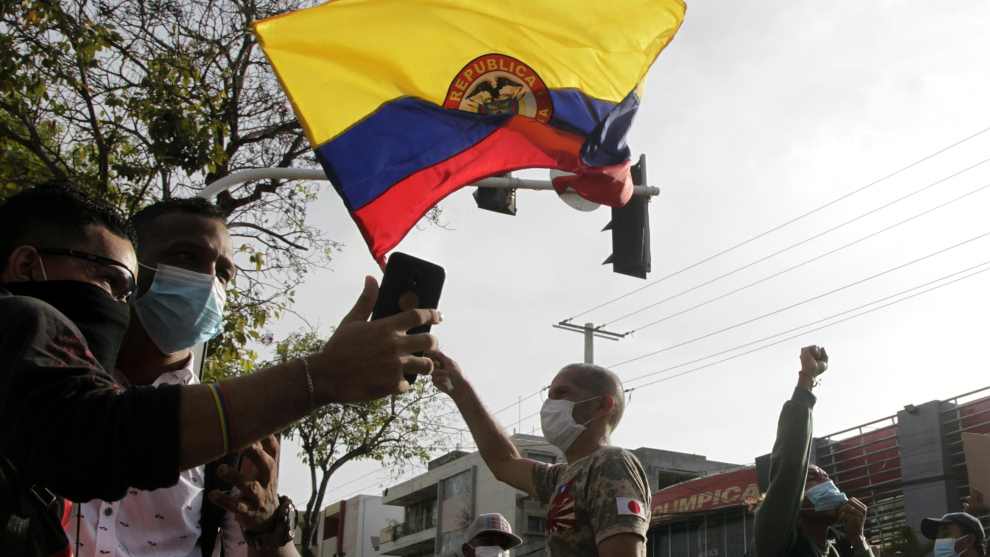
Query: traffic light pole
551 321 627 364
197 162 658 279
196 168 660 199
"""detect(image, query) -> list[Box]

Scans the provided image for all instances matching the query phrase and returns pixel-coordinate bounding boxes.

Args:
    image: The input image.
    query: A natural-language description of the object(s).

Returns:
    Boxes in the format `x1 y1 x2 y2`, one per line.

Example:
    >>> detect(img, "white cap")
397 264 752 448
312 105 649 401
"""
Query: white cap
465 514 523 549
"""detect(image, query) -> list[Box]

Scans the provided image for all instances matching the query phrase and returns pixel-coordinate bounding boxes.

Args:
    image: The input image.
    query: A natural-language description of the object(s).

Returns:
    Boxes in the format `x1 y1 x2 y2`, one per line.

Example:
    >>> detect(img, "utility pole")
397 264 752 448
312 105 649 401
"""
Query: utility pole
552 321 627 364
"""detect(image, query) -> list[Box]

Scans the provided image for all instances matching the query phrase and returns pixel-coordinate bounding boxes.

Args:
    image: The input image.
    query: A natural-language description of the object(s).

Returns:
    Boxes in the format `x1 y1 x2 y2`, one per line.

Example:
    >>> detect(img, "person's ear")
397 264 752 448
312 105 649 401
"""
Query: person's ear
600 394 615 418
2 246 43 282
462 542 475 557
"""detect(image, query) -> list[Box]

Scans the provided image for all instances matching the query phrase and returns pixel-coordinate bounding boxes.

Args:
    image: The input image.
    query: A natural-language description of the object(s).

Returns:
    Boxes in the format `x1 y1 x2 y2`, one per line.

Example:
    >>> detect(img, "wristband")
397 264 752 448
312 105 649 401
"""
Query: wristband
301 357 316 411
799 371 820 388
209 383 236 455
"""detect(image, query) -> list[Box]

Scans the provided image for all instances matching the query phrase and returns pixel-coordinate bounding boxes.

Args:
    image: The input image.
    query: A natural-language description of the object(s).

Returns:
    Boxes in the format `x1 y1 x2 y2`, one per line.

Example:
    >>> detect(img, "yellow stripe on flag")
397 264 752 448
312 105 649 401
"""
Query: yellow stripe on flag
254 0 686 147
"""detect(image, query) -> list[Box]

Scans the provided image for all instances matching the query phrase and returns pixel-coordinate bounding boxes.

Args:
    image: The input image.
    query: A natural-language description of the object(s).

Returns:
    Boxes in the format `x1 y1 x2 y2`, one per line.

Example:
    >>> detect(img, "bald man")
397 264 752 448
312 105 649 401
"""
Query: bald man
431 352 650 557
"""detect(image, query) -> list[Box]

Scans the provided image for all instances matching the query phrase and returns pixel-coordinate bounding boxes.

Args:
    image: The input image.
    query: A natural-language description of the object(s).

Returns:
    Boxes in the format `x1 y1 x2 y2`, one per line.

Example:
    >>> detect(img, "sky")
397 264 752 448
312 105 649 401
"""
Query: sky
262 0 990 507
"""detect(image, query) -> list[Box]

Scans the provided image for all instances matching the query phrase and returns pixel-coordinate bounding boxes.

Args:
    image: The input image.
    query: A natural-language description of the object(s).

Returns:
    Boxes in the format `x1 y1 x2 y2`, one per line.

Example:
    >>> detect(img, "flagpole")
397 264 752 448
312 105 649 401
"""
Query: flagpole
196 168 660 200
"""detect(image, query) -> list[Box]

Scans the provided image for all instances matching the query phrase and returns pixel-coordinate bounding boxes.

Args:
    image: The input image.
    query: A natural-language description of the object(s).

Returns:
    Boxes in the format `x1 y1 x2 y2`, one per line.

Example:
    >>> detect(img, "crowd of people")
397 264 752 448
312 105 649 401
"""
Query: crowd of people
0 184 984 557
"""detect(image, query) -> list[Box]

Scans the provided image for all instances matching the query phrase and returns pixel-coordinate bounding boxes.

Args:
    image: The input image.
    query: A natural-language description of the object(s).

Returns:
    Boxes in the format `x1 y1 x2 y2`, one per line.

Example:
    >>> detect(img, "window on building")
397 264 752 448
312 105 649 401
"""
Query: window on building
651 523 670 557
323 516 339 541
526 515 547 534
704 515 725 557
404 498 437 534
687 519 705 557
669 522 688 557
528 452 557 465
725 512 747 557
443 470 472 499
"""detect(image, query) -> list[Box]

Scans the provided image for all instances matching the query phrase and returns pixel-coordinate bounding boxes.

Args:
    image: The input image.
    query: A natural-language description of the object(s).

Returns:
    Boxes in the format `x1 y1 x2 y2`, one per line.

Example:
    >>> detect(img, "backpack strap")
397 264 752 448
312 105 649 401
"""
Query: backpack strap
200 452 242 557
0 451 67 557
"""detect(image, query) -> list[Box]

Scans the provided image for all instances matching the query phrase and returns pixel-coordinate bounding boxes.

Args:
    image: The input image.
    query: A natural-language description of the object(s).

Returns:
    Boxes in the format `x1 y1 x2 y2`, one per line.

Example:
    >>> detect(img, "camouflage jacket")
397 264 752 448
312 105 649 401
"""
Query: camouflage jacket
532 446 651 557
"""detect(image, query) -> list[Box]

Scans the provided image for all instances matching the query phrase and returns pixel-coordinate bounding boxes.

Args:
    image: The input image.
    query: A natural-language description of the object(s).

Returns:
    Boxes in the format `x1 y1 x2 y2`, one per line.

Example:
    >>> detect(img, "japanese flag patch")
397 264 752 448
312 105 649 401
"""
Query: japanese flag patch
616 497 647 518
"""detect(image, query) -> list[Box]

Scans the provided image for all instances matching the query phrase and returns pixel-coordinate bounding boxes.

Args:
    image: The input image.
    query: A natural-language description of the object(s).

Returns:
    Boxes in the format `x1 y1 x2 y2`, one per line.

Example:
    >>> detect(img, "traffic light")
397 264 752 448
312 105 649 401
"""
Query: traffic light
473 178 517 215
602 154 651 279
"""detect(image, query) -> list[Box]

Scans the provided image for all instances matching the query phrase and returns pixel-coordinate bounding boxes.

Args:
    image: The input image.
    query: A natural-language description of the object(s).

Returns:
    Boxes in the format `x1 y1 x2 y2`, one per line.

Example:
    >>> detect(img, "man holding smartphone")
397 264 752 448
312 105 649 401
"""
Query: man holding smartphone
430 352 651 557
0 186 440 556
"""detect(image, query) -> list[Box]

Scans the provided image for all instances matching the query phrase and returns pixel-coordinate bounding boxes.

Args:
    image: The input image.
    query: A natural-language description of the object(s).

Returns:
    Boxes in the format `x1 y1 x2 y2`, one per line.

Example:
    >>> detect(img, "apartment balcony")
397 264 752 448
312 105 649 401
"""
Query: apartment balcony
378 512 437 556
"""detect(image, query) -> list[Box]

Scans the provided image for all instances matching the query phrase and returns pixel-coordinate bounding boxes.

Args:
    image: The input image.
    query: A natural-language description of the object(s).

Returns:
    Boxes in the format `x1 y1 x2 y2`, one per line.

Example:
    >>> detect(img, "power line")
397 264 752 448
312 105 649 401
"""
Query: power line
624 262 990 391
425 259 990 457
322 466 389 497
328 265 989 499
603 157 990 328
626 180 990 333
608 231 990 368
625 259 990 385
562 125 990 322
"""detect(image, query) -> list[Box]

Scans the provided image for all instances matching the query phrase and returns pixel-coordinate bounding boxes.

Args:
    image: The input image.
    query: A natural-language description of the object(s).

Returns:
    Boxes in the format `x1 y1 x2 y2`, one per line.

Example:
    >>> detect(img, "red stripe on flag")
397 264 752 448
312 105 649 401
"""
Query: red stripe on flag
352 116 632 265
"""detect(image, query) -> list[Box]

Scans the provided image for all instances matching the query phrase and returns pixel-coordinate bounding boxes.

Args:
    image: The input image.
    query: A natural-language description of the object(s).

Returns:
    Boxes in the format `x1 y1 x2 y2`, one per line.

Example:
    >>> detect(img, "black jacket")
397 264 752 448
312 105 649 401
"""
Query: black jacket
0 288 182 502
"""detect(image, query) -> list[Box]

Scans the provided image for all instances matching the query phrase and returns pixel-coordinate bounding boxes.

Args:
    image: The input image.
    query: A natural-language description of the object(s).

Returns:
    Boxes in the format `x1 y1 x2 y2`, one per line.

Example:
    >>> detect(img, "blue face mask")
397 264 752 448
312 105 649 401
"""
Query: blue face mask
804 480 848 511
134 263 226 355
934 537 969 557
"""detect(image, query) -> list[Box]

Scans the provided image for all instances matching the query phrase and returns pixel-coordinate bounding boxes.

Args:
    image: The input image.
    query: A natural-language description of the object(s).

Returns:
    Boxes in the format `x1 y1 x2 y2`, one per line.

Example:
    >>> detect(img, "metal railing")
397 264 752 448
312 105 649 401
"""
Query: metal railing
818 416 903 546
940 386 990 529
388 511 438 541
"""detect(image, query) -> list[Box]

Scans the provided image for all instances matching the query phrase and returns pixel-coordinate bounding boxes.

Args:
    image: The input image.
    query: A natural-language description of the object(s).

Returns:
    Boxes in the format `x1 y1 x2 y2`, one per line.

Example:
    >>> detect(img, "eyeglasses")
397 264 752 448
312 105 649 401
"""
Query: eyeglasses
35 248 138 303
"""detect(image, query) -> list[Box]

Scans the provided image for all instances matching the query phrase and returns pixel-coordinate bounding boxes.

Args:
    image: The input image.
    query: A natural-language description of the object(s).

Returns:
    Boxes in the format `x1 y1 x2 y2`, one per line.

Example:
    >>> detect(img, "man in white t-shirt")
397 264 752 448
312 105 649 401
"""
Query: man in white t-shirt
66 198 296 557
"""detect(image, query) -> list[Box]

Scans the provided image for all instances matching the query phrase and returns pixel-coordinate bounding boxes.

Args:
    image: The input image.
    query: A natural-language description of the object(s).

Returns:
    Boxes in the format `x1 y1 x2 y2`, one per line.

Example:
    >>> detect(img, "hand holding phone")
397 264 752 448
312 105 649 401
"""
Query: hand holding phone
371 253 446 384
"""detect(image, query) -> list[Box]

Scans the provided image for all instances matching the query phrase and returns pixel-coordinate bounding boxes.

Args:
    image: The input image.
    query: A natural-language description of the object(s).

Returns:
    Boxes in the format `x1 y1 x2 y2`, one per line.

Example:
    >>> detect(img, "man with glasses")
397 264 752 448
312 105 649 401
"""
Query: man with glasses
0 185 442 556
66 197 298 557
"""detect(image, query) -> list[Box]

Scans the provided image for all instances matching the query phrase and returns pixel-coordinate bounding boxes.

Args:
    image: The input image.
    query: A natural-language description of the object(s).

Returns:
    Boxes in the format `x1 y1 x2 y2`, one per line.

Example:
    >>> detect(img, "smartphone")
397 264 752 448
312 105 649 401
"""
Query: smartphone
371 253 445 384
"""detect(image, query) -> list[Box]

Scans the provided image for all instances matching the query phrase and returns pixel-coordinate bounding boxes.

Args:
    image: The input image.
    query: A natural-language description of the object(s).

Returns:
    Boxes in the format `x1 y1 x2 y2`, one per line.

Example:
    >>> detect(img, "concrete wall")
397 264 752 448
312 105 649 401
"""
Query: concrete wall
351 495 404 557
380 435 564 557
897 401 960 535
631 447 738 493
298 494 404 557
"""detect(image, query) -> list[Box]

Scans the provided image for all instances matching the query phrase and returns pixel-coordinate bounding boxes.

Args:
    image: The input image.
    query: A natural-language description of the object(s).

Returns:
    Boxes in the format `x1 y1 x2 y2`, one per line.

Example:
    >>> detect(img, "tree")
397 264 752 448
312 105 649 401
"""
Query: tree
266 331 453 557
878 526 934 557
0 0 442 375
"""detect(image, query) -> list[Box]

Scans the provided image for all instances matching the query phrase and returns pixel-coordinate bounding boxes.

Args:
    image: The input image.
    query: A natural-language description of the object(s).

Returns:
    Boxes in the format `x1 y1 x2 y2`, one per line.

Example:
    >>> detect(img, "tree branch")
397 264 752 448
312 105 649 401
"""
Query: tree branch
227 220 309 250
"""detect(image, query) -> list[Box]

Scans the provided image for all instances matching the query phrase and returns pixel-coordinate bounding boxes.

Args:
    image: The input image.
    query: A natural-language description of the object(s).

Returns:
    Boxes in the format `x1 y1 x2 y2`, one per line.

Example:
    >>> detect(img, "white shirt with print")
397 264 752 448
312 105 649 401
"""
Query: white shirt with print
64 357 248 557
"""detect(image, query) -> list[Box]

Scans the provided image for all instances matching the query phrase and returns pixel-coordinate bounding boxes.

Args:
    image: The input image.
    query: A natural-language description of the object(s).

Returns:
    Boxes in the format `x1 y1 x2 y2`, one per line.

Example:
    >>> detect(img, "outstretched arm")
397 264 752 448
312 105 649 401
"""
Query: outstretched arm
8 277 440 502
431 351 539 496
179 277 440 470
752 345 828 557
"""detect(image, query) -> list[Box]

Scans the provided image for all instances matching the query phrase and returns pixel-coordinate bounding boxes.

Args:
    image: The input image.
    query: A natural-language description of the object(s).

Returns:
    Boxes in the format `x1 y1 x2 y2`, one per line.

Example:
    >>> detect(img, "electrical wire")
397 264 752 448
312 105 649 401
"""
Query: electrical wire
494 259 990 434
382 261 990 492
603 158 990 328
608 231 990 368
626 180 990 333
625 262 990 391
562 125 990 322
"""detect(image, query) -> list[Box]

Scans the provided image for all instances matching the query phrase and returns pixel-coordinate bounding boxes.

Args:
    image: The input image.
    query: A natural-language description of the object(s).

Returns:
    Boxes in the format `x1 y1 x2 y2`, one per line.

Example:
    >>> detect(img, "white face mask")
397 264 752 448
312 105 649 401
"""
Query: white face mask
540 396 599 451
474 547 506 557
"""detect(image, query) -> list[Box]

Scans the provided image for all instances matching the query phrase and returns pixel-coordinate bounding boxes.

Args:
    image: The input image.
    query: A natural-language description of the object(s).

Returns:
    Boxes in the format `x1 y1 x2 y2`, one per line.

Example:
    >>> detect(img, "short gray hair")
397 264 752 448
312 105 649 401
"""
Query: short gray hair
562 363 625 431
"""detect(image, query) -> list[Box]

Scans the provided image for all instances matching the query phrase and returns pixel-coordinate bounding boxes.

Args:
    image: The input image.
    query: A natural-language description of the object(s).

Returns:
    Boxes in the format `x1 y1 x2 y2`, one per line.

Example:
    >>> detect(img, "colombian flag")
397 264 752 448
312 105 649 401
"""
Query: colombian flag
254 0 686 265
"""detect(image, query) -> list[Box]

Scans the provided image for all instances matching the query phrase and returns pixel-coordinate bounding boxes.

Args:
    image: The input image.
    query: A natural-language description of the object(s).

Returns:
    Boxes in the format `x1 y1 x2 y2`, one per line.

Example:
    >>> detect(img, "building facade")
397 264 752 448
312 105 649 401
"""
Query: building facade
645 385 990 557
294 494 404 557
376 434 564 557
376 434 738 557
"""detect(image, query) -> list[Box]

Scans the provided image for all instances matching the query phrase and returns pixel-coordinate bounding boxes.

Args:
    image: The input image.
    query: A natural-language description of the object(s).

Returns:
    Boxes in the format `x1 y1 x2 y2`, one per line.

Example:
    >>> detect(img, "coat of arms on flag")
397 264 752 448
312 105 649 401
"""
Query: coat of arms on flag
254 0 686 265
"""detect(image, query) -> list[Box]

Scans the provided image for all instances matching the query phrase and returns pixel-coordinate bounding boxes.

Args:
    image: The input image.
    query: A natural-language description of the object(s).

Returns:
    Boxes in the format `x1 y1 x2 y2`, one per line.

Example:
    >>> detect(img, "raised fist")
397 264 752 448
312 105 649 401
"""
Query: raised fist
800 345 829 377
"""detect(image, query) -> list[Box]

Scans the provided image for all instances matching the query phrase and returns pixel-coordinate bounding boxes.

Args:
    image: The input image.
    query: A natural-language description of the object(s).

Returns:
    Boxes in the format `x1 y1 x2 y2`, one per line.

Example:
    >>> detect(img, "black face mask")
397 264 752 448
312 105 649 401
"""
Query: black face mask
3 280 130 373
